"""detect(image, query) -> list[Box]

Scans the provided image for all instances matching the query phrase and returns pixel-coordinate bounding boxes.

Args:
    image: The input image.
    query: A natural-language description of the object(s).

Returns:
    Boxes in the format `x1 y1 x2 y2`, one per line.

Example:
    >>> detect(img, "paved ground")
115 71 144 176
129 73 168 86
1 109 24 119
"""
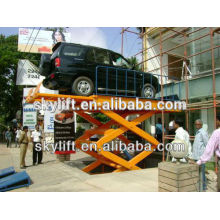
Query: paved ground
0 143 158 192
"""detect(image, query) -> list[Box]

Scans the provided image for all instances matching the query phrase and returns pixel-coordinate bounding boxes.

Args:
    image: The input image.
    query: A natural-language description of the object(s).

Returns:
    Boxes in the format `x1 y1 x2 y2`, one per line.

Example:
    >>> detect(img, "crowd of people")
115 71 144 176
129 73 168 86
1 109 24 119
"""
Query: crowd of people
2 125 43 169
155 114 220 192
3 126 22 148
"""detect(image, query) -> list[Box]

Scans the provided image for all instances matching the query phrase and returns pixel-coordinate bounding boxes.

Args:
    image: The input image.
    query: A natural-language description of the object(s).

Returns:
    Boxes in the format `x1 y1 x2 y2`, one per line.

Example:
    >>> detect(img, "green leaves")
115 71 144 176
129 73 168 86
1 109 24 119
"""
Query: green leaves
127 56 142 71
0 34 40 129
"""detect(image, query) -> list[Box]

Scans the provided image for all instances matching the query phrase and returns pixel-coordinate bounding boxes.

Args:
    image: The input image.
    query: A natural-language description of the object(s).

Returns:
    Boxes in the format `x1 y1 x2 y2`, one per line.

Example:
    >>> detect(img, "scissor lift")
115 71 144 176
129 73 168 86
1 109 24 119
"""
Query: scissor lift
26 83 180 173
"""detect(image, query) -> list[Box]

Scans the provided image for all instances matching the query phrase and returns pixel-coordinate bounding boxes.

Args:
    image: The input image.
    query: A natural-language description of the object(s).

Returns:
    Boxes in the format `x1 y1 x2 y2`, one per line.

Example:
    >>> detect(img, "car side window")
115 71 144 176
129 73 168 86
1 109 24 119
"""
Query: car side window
111 53 130 68
62 45 86 58
94 49 110 65
86 48 96 62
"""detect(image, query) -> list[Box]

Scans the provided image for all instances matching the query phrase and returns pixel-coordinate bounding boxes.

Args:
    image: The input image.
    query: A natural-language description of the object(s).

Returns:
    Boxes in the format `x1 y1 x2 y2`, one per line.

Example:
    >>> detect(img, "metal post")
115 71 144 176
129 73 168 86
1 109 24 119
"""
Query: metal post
184 33 189 132
121 27 124 56
141 27 145 71
159 30 165 162
210 27 218 174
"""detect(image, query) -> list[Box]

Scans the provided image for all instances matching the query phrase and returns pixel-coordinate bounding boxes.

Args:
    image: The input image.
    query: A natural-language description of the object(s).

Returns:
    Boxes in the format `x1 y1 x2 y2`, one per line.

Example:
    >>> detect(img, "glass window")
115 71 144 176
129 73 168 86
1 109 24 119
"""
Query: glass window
86 48 96 62
62 45 86 58
111 53 131 68
94 49 110 64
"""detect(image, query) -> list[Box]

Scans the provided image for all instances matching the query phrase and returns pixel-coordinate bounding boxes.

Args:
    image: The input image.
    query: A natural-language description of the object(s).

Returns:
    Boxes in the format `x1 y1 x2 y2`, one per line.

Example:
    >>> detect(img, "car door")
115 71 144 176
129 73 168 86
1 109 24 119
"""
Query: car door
110 52 135 96
93 48 112 94
84 48 98 82
60 45 87 83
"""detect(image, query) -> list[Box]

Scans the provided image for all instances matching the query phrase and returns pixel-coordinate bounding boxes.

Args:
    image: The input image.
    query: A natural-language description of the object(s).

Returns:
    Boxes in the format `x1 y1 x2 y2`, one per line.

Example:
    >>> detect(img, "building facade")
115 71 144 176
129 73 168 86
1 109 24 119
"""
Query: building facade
142 27 220 136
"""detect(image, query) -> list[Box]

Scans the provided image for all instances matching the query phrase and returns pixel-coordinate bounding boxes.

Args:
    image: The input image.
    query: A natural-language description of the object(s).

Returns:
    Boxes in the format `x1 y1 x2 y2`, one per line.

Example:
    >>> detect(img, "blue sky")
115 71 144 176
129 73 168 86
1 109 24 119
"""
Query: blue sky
0 27 142 59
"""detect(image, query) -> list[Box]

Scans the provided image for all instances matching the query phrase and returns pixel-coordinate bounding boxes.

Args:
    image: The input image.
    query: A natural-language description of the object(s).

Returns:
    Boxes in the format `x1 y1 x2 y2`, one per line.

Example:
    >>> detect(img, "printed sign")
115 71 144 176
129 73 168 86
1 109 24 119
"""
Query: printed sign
54 109 75 154
23 88 37 130
44 108 54 133
23 103 37 130
18 28 71 54
16 59 45 86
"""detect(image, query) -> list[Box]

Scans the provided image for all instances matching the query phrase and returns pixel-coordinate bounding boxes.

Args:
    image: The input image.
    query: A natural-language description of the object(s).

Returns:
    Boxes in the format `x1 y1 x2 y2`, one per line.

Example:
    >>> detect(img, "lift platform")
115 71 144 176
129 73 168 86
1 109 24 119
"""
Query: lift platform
26 84 181 173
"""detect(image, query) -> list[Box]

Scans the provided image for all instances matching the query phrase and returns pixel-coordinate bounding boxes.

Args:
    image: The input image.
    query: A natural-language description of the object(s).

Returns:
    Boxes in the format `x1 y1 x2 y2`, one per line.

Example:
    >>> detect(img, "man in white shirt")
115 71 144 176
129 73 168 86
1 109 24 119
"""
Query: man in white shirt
31 125 43 165
15 127 22 148
172 119 192 162
168 115 175 135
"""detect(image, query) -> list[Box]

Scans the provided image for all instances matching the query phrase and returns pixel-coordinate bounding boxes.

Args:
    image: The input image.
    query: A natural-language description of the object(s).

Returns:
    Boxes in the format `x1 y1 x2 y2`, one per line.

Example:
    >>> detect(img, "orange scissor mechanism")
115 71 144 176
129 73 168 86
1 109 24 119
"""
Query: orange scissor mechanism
26 83 180 173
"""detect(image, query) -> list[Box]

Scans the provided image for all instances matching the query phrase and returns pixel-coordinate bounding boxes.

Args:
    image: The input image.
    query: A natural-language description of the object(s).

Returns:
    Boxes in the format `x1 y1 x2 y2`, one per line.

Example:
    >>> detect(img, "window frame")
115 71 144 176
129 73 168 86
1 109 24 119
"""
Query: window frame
93 48 111 65
85 48 96 63
61 45 86 59
110 52 131 68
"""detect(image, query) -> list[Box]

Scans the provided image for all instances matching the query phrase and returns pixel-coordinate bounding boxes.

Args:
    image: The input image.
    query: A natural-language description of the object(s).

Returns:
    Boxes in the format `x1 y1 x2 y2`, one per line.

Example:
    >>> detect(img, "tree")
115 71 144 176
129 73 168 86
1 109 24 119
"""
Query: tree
127 56 142 71
0 34 40 131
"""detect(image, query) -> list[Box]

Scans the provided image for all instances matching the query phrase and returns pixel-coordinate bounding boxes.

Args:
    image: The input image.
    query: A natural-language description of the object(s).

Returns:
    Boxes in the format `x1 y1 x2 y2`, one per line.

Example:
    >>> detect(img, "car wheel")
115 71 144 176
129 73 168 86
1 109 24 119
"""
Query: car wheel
141 83 156 98
72 76 94 96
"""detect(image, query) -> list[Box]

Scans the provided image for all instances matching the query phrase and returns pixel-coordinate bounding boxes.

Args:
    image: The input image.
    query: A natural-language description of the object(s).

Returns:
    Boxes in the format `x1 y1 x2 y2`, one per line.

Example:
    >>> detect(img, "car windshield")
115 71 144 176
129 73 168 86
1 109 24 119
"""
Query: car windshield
111 53 131 69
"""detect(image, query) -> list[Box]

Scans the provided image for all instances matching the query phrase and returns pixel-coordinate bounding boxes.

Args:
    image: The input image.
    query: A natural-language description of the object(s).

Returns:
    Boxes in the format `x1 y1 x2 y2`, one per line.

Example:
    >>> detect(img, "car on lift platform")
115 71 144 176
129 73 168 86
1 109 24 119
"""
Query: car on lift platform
40 42 160 98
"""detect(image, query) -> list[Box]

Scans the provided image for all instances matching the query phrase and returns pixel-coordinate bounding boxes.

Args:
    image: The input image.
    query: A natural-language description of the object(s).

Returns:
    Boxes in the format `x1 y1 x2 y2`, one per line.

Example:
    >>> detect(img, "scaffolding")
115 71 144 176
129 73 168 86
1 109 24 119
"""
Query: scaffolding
121 27 220 171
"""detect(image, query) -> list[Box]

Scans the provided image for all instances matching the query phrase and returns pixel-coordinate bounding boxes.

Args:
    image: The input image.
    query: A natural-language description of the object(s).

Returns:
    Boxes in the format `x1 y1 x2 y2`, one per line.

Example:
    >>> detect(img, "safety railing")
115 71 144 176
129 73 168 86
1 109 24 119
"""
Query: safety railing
95 65 182 101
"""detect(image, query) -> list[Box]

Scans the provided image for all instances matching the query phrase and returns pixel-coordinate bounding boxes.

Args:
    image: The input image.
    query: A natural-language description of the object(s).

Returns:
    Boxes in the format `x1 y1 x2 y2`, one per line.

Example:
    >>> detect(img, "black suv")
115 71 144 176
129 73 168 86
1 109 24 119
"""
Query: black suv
40 42 160 98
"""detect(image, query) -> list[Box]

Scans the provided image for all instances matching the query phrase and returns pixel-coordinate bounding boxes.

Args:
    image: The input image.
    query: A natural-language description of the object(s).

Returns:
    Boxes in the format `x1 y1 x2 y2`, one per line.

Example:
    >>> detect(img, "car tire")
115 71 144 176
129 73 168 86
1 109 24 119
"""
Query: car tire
72 76 94 96
141 83 156 98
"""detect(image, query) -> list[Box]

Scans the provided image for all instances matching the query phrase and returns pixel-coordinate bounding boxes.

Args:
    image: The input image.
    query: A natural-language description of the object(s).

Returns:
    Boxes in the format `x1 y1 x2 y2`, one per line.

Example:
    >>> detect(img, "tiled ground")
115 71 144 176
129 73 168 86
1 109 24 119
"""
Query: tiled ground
0 143 158 192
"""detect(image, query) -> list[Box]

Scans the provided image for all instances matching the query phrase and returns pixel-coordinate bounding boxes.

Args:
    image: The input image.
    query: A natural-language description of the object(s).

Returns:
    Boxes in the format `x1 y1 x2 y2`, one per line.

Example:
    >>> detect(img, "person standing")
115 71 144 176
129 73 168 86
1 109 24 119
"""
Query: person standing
19 126 29 169
5 128 12 148
172 119 192 162
31 125 43 165
15 127 22 148
168 115 175 135
191 119 209 191
197 114 220 192
156 118 165 143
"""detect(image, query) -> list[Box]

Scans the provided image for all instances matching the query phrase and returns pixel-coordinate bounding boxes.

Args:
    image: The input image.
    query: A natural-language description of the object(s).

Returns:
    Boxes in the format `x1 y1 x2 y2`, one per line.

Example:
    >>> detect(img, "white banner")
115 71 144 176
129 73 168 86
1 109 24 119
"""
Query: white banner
44 108 54 133
16 59 45 86
23 103 37 130
23 87 35 97
18 28 71 54
22 85 58 131
39 85 59 94
23 87 58 99
23 88 37 130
